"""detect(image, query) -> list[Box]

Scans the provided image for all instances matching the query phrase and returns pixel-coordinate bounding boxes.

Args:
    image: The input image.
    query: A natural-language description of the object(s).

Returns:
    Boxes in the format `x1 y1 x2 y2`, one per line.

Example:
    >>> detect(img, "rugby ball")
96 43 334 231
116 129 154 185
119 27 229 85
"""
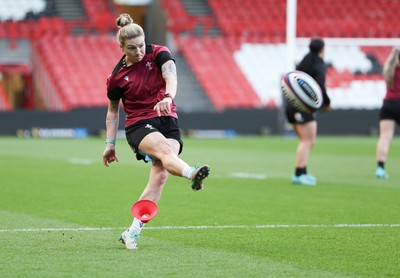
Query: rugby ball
281 70 323 113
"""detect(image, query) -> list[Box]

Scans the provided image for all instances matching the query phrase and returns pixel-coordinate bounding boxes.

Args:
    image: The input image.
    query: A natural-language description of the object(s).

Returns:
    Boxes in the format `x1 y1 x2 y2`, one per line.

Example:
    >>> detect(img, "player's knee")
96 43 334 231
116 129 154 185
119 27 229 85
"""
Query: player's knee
157 140 175 158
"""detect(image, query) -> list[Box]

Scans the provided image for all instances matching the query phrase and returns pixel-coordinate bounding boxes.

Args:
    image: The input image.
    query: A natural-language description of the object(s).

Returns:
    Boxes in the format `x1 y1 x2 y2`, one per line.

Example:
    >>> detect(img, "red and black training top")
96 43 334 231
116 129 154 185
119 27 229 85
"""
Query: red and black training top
384 66 400 101
107 44 178 127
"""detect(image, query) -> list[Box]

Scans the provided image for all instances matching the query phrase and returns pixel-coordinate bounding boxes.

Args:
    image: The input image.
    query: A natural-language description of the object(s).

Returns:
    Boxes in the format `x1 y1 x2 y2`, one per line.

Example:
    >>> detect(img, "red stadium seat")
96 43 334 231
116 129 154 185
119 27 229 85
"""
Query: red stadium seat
177 36 262 110
30 34 120 110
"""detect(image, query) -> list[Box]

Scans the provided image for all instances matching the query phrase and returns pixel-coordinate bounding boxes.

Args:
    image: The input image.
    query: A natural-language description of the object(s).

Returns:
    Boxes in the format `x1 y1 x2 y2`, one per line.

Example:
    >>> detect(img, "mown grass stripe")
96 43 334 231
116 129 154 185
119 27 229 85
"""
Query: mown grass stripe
1 223 400 232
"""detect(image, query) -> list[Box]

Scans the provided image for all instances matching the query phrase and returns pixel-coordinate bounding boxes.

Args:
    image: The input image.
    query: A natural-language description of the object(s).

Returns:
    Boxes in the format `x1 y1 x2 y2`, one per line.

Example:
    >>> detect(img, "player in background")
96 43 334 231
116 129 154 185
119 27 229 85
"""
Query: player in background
102 13 210 249
375 46 400 179
285 38 331 186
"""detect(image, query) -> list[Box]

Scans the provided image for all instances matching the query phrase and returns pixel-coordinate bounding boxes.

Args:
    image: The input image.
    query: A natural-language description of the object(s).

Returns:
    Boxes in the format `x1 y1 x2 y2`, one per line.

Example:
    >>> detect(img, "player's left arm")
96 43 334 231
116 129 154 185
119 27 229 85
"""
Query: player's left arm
314 65 331 109
154 60 177 116
161 60 177 99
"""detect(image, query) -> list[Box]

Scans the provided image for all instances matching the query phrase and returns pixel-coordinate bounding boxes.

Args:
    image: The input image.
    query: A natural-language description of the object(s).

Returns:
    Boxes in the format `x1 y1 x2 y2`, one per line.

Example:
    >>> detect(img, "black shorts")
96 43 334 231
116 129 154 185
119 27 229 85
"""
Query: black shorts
285 104 316 125
380 100 400 124
125 116 183 163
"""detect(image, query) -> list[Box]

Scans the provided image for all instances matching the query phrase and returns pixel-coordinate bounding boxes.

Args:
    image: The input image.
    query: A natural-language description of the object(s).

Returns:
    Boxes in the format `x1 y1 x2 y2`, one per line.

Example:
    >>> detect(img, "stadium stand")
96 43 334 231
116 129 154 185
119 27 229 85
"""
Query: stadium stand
32 35 121 110
297 0 400 38
0 0 399 111
234 41 391 109
0 0 120 110
162 0 399 110
161 0 263 110
0 0 47 21
208 0 286 41
361 46 393 69
160 0 199 39
206 0 400 40
178 36 262 110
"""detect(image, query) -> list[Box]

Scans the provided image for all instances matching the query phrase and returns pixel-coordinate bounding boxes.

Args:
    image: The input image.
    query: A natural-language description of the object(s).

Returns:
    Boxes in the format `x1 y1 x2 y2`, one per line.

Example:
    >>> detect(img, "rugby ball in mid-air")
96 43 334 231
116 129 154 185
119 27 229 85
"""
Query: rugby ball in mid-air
281 70 323 113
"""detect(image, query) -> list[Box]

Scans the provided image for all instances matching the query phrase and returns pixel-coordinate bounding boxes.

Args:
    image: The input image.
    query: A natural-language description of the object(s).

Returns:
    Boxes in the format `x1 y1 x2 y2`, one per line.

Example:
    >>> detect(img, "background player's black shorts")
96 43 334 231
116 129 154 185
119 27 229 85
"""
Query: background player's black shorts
379 100 400 124
125 116 183 163
285 104 316 125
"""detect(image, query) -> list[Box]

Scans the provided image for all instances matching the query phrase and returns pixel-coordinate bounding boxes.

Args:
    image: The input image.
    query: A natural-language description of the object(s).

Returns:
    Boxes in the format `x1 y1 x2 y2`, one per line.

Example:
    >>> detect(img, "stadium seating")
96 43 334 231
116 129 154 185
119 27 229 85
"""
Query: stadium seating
160 0 198 38
176 36 262 110
0 0 120 110
234 42 391 109
208 0 286 41
360 46 392 68
207 0 400 40
81 0 117 34
0 0 398 111
32 35 121 110
160 0 398 110
0 0 46 21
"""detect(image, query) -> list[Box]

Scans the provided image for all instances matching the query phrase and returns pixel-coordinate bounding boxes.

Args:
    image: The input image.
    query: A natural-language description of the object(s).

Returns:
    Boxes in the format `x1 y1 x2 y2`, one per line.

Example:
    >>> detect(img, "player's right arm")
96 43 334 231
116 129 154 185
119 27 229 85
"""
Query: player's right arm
103 99 120 167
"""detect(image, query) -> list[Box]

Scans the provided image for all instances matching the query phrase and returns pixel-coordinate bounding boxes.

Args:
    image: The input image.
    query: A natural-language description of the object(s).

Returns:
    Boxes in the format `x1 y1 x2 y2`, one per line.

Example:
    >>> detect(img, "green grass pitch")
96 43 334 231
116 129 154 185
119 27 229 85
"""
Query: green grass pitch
0 135 399 277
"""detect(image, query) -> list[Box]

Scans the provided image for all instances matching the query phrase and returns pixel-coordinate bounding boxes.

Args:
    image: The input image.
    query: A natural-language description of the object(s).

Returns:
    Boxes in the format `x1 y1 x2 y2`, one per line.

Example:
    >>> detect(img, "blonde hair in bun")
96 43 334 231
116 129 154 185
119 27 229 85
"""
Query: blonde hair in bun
116 13 133 28
115 13 144 46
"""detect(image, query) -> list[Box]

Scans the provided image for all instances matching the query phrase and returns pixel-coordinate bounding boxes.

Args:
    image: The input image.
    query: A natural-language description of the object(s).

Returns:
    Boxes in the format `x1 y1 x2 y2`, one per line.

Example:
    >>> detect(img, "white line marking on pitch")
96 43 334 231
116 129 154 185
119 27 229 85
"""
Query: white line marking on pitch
229 172 268 179
0 224 399 233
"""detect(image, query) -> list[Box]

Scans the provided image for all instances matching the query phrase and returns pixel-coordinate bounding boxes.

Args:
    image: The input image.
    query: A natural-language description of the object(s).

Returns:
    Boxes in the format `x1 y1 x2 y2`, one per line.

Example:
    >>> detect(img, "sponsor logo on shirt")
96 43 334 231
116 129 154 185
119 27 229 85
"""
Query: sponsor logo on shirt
146 61 153 71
